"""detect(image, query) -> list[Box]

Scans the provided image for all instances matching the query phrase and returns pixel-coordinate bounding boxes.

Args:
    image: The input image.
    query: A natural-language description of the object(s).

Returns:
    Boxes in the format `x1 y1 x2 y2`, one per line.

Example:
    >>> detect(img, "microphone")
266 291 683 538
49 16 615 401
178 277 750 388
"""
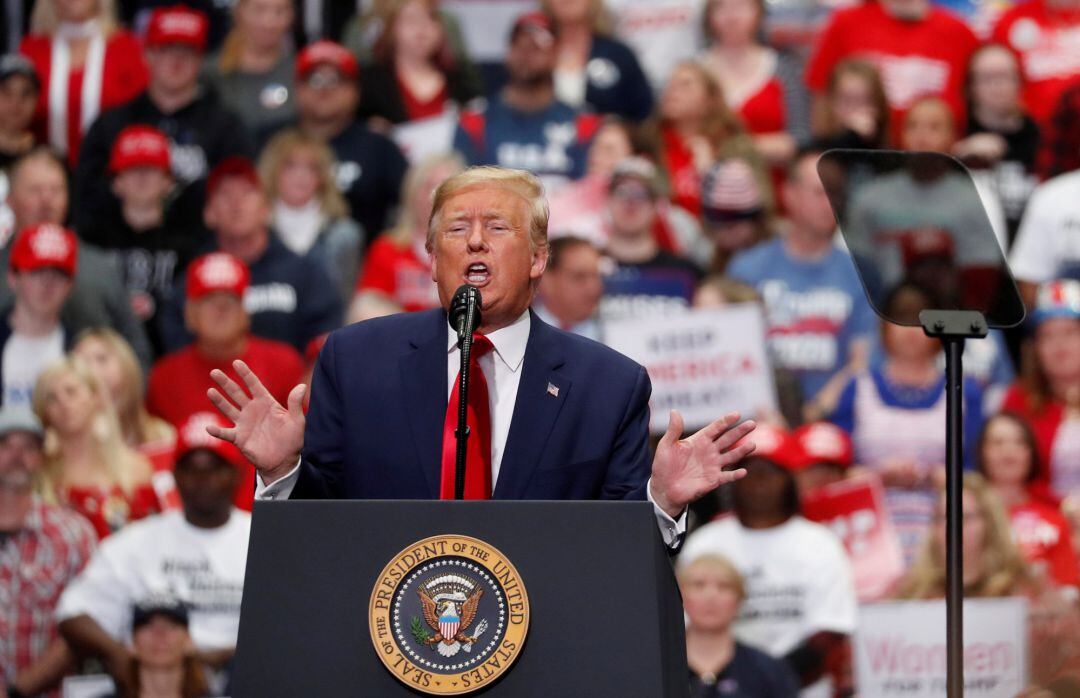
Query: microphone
449 285 483 340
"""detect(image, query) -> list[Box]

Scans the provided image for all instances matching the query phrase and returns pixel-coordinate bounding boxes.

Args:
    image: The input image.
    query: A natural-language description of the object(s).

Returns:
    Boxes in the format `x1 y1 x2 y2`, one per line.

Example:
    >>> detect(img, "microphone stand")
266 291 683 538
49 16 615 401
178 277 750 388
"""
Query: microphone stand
454 299 481 500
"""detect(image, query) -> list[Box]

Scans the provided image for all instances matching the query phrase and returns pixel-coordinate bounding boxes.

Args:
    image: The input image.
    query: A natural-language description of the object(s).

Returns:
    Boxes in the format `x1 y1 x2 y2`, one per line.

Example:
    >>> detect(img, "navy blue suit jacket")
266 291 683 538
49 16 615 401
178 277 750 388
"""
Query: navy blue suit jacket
291 308 652 501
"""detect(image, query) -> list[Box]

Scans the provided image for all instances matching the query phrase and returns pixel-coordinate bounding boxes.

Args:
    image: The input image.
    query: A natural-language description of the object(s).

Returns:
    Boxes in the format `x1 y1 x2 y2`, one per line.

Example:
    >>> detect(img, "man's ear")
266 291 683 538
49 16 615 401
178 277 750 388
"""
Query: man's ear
530 243 549 281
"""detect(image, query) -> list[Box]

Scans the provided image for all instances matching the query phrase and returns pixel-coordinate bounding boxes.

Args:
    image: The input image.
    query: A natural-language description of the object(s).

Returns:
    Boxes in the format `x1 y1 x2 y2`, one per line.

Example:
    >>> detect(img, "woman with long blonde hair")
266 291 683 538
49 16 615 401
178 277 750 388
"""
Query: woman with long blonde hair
897 473 1033 599
19 0 148 165
258 128 363 303
32 355 159 538
202 0 296 138
652 60 752 217
72 328 173 451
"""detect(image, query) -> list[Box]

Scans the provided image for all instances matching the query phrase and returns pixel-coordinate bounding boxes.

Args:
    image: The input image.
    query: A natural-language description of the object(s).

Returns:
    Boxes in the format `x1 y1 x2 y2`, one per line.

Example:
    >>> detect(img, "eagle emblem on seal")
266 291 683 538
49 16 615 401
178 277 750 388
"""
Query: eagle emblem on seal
414 575 489 658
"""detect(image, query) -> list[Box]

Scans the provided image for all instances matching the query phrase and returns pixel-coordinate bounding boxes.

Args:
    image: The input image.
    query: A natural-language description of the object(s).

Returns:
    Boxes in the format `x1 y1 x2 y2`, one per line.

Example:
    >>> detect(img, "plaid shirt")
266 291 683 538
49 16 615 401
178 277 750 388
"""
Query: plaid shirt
0 499 96 684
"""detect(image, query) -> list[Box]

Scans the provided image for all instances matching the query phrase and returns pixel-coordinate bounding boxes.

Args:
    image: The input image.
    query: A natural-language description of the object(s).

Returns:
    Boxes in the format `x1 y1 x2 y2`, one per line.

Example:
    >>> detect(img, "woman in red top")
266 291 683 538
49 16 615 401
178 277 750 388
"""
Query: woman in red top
19 0 148 167
1002 279 1080 501
357 0 480 128
977 411 1080 589
698 0 794 169
72 328 179 510
653 60 751 217
32 355 160 539
350 153 463 320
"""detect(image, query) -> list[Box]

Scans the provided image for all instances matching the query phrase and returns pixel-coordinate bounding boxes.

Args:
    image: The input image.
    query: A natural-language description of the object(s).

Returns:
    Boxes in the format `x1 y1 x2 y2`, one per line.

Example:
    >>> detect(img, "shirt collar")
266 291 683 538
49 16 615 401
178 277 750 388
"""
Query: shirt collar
447 308 531 373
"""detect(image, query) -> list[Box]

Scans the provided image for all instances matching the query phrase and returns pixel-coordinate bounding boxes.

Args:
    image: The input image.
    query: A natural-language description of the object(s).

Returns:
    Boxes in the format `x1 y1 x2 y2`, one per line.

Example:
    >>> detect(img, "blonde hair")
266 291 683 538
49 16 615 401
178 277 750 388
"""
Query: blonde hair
73 328 173 449
257 129 349 220
217 0 293 75
677 553 747 601
897 473 1032 600
426 166 549 254
389 152 465 246
31 0 117 35
654 60 748 157
32 356 151 500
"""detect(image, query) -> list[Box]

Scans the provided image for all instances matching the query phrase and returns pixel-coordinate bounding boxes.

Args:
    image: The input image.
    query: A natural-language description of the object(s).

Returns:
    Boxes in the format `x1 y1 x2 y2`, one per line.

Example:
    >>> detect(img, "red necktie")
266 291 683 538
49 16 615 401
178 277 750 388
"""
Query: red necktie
440 333 494 499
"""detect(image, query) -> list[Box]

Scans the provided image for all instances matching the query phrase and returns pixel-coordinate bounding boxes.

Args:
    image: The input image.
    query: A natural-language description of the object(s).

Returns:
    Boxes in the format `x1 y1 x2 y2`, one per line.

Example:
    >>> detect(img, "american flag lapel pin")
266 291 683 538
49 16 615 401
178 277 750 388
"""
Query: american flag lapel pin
546 382 559 398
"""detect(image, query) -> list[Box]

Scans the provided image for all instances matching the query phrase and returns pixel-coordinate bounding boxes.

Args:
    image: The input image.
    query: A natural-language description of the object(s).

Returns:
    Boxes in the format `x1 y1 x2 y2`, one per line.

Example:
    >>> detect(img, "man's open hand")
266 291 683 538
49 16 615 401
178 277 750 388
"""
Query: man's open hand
206 360 306 485
651 410 755 518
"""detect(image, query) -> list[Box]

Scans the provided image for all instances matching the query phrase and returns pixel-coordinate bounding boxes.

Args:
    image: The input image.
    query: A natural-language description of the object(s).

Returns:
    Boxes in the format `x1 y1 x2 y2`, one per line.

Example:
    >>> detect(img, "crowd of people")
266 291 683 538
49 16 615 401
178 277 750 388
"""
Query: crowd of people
0 0 1079 695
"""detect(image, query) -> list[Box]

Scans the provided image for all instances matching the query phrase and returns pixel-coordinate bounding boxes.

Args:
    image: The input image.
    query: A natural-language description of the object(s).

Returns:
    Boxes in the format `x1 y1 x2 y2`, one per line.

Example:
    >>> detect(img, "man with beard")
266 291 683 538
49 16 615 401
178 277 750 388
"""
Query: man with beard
453 12 599 194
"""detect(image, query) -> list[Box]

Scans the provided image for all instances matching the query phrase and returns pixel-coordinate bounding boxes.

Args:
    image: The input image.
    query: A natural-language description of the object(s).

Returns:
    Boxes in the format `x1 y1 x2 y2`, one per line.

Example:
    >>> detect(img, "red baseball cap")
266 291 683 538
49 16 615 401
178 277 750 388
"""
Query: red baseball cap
174 411 248 472
745 423 805 471
145 5 208 52
185 252 249 301
205 156 260 201
510 11 555 44
296 40 358 81
792 422 853 470
109 125 171 174
9 223 78 276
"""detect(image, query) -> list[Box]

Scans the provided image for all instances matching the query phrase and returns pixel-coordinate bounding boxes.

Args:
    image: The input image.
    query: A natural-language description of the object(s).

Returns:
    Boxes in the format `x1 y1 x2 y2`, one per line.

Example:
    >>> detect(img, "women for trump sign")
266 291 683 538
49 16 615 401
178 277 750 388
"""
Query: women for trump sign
603 304 778 433
855 598 1028 697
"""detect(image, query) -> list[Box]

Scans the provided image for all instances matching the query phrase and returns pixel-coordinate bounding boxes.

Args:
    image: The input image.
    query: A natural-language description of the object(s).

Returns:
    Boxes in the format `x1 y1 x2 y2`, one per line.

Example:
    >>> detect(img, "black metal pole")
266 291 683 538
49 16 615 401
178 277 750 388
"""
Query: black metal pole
944 335 965 697
453 303 479 500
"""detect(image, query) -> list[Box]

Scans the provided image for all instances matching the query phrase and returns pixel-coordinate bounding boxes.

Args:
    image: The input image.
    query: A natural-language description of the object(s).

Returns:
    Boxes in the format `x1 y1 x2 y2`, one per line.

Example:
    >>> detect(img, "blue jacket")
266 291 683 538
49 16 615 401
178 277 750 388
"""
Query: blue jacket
584 35 654 122
292 308 653 501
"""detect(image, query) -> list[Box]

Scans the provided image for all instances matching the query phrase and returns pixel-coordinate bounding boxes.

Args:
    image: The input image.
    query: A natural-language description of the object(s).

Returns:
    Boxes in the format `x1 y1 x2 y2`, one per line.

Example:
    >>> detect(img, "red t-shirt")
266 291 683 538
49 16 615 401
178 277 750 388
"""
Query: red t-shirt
991 0 1080 126
20 30 148 166
357 236 440 312
146 338 304 510
1010 499 1080 588
805 2 978 136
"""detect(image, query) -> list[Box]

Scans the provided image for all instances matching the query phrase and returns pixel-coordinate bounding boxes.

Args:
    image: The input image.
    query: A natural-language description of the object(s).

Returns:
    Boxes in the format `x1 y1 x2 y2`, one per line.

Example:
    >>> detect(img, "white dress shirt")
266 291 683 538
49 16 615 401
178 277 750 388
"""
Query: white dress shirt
256 309 686 545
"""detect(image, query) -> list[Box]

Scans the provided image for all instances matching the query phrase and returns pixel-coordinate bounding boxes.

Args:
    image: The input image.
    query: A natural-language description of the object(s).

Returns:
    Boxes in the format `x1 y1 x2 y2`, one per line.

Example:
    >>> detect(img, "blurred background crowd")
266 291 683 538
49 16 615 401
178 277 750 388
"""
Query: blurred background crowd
0 0 1079 695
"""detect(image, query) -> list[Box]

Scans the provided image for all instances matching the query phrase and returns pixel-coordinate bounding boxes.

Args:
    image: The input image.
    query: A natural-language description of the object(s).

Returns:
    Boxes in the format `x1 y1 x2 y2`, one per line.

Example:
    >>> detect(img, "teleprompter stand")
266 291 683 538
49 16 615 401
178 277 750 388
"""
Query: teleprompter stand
920 309 987 697
231 500 688 697
817 149 1026 697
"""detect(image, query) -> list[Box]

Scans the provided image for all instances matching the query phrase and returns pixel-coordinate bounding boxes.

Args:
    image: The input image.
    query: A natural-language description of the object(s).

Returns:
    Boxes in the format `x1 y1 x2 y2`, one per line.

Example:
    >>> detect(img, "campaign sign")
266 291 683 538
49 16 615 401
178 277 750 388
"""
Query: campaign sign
604 305 777 433
801 474 905 601
855 598 1028 697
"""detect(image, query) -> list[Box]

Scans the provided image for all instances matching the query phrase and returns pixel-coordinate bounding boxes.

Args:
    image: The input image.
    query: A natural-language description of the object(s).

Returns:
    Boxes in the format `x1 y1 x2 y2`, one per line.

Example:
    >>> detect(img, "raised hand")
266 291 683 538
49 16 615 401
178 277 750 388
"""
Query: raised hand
205 360 307 485
650 410 756 518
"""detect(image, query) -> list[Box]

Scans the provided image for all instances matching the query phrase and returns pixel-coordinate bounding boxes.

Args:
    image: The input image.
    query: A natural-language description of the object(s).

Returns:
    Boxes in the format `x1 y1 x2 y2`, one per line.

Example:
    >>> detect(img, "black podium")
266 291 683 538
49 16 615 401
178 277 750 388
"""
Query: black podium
231 500 688 697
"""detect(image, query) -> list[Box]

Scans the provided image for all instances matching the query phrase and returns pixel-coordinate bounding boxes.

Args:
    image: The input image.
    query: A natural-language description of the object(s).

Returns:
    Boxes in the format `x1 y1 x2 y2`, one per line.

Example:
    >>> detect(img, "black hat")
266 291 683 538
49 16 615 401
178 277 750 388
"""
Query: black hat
0 54 39 90
132 596 189 630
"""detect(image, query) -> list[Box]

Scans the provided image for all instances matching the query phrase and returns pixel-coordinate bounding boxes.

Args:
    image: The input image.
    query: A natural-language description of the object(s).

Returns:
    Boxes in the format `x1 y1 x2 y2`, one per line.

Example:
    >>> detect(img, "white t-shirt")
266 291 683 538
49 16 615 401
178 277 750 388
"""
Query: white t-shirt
2 327 64 407
608 0 707 90
680 515 857 697
1010 170 1080 284
56 509 251 650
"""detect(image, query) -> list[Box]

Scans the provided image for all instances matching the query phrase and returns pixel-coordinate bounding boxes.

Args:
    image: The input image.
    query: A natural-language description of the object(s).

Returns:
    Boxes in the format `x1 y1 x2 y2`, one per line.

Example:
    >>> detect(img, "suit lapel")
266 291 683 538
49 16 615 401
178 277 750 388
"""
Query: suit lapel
493 312 571 499
399 311 449 498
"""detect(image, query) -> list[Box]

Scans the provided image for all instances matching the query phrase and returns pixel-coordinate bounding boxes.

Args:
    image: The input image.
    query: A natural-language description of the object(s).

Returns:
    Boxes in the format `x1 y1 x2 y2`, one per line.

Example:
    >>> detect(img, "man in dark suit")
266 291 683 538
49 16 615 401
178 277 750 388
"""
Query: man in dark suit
205 167 755 536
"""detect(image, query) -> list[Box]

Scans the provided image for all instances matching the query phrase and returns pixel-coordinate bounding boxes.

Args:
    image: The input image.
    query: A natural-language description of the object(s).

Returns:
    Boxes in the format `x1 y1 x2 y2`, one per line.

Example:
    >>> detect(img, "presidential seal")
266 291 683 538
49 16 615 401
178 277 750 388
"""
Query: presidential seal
369 535 529 695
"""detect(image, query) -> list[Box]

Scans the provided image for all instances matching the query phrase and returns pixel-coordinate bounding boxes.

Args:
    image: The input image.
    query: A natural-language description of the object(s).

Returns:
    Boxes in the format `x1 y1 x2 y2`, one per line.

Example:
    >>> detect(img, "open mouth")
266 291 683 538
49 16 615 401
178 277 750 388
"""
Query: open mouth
464 262 492 286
